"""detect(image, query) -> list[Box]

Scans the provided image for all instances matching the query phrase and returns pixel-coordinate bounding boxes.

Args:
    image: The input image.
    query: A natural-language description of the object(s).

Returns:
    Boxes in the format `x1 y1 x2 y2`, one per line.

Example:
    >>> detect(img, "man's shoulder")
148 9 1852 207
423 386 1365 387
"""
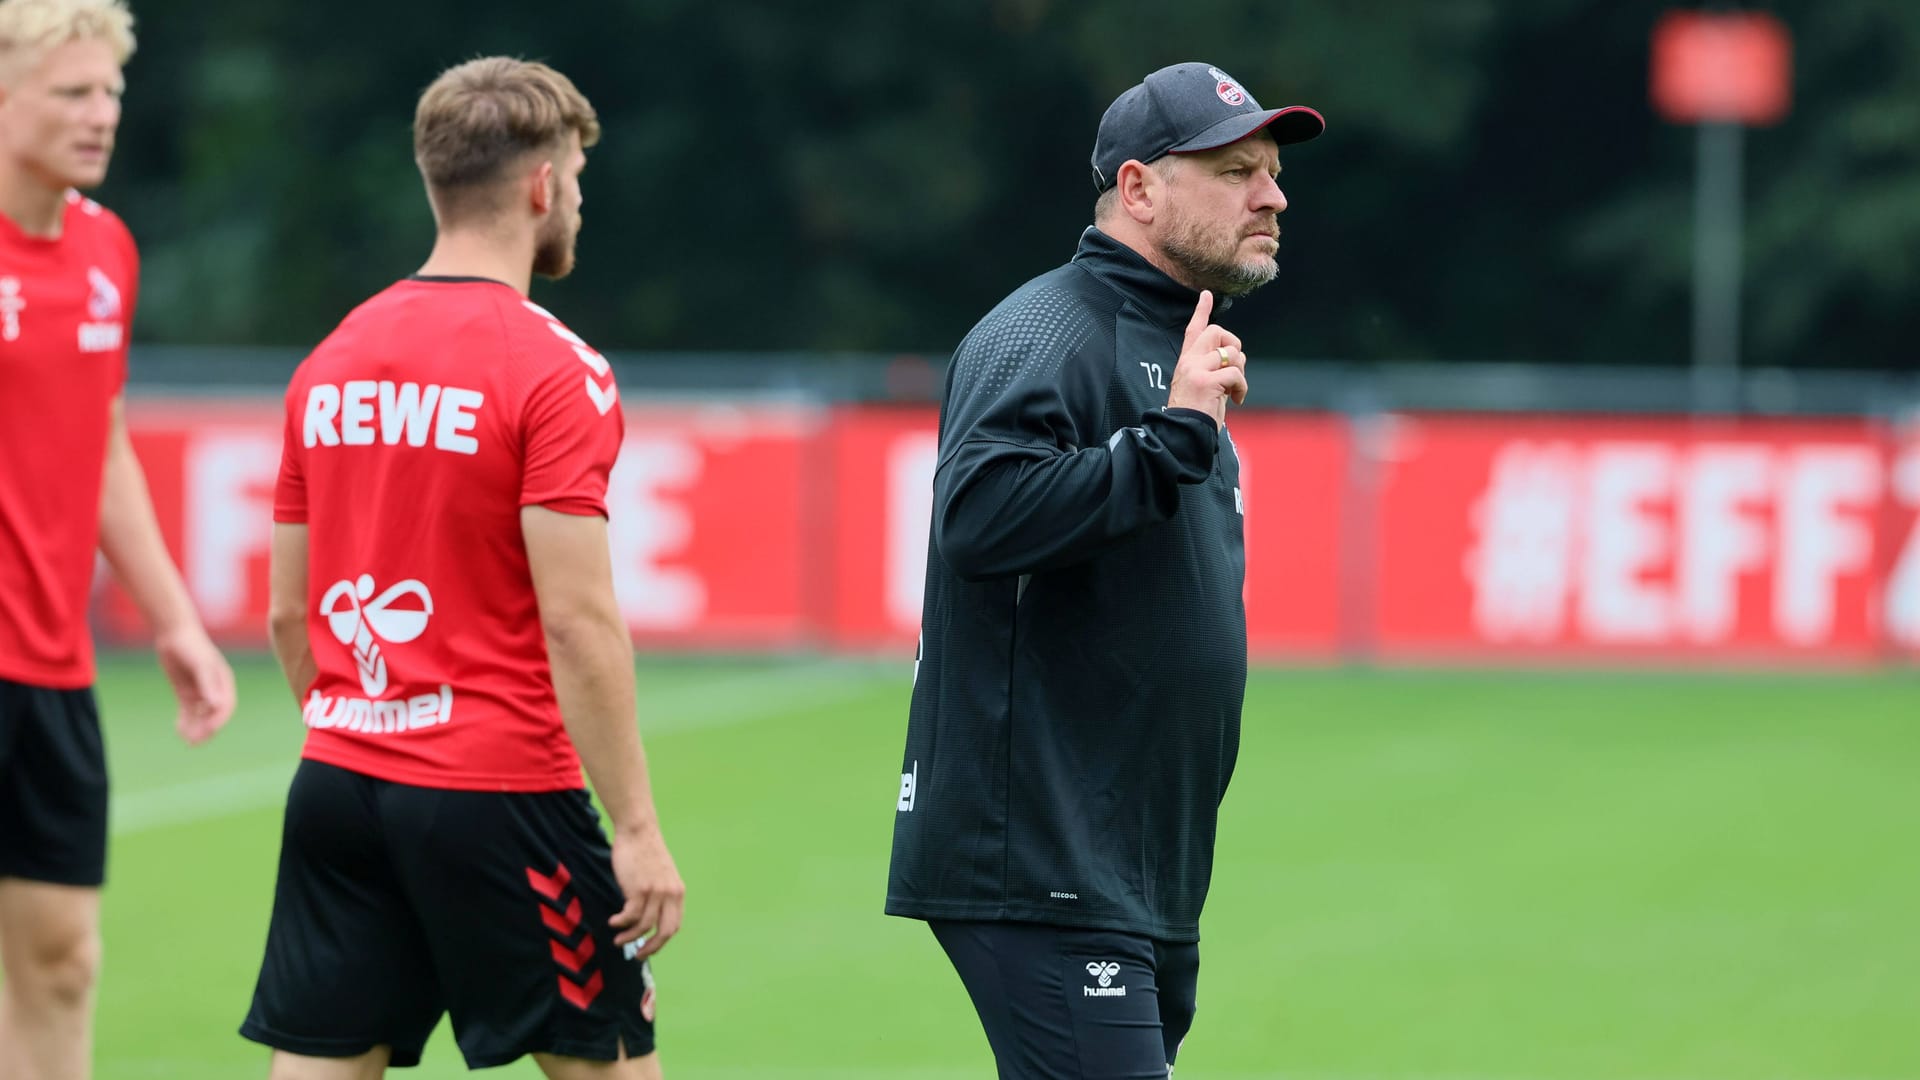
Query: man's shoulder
983 261 1109 323
957 262 1115 365
504 296 607 369
61 190 135 253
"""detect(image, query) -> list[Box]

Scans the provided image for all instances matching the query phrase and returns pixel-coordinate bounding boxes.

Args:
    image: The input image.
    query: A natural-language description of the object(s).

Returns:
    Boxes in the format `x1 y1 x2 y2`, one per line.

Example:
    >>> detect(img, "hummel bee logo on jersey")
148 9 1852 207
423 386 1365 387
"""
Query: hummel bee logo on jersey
302 573 454 734
1084 962 1127 997
322 575 432 696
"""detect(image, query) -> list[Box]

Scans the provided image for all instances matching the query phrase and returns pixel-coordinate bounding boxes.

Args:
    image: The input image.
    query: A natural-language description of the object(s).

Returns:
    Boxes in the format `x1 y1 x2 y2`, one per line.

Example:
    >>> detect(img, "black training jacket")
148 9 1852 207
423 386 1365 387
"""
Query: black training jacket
885 226 1249 943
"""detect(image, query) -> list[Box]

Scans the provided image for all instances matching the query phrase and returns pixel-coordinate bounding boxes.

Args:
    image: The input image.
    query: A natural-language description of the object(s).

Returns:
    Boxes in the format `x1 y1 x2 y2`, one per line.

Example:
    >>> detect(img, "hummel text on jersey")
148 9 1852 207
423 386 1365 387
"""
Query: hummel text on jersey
302 381 486 455
302 684 455 733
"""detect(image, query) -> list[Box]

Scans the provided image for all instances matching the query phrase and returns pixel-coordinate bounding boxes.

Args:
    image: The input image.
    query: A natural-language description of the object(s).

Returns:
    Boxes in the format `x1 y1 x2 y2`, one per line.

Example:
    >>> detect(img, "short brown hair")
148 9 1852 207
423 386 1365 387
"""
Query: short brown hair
413 56 599 221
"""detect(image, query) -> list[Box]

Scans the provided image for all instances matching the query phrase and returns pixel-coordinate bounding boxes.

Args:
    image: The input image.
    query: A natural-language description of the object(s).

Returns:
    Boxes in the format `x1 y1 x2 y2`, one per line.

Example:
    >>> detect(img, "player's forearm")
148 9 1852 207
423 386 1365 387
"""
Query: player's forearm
934 408 1216 580
545 612 661 837
98 430 202 638
266 522 316 700
267 617 316 700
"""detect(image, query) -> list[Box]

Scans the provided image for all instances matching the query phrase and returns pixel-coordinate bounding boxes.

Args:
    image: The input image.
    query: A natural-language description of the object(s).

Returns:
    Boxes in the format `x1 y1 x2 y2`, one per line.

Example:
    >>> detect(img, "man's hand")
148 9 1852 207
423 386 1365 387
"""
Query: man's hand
608 825 685 961
154 625 235 745
1165 289 1249 428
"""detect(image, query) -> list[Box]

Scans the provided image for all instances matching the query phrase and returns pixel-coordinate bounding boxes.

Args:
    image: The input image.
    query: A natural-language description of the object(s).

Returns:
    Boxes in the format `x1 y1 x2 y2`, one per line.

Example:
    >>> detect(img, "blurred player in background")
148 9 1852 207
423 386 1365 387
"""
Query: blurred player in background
0 1 235 1076
239 56 683 1079
887 61 1322 1078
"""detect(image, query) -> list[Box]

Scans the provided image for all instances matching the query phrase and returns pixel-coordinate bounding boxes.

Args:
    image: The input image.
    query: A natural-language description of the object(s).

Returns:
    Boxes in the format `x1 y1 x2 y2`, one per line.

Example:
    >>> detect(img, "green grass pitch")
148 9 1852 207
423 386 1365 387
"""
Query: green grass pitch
68 655 1920 1078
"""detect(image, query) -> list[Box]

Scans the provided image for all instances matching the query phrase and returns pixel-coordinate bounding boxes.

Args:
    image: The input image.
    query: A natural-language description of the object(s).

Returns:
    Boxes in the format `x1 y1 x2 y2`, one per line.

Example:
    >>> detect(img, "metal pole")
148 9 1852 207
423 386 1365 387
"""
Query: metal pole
1691 120 1744 414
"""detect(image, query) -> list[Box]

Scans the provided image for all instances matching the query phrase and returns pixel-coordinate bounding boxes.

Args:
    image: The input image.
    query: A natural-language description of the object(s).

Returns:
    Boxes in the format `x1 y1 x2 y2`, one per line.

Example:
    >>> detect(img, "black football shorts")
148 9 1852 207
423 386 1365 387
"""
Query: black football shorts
931 919 1200 1079
0 678 108 887
240 759 656 1069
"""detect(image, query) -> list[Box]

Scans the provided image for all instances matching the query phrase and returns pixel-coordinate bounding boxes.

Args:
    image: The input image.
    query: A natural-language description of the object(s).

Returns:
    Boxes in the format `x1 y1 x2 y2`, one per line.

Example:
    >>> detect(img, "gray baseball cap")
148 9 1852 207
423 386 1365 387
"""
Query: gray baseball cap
1090 62 1324 192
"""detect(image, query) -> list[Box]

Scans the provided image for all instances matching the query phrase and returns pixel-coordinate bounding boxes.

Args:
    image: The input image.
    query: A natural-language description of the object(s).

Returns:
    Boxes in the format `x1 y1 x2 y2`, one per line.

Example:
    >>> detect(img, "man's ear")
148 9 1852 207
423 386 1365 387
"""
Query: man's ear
529 159 556 214
1115 159 1163 225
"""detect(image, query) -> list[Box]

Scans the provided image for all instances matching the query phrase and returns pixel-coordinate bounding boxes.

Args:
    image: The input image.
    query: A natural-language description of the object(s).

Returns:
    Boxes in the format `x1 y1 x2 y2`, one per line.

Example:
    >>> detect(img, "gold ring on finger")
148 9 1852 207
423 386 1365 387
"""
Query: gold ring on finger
1217 346 1233 367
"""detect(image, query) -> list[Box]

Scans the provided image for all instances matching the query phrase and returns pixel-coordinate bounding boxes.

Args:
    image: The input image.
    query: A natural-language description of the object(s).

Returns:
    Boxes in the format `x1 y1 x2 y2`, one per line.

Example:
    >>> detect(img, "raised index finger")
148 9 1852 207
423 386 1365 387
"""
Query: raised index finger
1184 289 1215 348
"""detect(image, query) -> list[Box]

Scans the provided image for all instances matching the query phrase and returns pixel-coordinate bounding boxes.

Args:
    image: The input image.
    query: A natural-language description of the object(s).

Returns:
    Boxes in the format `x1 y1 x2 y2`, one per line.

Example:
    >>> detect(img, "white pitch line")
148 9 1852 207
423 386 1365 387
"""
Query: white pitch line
635 659 899 736
111 664 893 838
110 762 294 836
100 1065 1920 1080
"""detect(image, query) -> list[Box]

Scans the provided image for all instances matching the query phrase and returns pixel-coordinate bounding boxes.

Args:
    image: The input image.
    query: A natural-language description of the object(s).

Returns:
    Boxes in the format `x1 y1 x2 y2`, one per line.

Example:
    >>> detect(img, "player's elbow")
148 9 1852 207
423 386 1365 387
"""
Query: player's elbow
934 510 1007 582
266 603 306 650
538 603 630 661
933 460 1047 582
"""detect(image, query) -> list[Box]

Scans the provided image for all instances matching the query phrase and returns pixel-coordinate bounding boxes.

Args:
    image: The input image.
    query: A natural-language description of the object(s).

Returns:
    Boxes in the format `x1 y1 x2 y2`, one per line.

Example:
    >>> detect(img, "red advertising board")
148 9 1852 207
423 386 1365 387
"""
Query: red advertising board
102 400 820 650
97 401 1917 666
815 410 1351 657
97 402 280 647
1233 415 1349 659
818 407 939 652
602 405 816 648
1888 418 1920 660
1372 416 1898 663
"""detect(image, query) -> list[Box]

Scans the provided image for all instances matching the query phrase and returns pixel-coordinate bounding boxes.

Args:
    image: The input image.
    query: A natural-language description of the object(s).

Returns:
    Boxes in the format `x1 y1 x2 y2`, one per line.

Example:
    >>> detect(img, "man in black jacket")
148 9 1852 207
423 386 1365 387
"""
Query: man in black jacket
886 61 1323 1078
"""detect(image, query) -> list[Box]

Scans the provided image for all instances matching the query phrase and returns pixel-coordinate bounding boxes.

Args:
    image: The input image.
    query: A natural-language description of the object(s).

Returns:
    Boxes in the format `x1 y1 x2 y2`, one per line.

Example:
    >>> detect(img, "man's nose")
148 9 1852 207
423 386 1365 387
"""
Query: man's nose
86 90 120 127
1254 172 1288 214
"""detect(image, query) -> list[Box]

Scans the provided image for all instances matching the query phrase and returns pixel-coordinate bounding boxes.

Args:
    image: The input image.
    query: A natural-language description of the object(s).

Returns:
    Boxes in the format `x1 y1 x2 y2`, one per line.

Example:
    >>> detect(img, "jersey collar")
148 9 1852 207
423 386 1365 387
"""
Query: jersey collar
406 274 515 288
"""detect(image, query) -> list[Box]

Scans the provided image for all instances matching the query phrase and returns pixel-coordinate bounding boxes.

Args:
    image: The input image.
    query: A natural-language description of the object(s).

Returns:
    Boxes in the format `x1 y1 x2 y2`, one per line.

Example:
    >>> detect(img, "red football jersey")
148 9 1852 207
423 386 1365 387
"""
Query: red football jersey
276 277 624 791
0 191 138 689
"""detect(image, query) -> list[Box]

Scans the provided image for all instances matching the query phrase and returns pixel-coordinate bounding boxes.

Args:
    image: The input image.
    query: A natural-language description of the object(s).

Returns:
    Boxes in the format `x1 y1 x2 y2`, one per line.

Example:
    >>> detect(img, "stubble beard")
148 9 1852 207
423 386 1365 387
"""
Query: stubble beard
1158 208 1278 298
533 215 578 280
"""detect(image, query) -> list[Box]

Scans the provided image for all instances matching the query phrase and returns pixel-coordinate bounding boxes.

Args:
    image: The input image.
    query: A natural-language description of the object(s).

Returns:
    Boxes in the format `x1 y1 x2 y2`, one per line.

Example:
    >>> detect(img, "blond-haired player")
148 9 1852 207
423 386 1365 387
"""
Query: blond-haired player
0 2 236 1078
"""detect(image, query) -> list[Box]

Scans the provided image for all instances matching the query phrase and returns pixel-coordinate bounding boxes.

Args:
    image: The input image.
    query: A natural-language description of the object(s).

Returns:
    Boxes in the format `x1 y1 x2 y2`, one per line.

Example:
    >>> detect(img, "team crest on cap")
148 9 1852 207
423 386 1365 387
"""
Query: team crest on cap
1208 66 1247 106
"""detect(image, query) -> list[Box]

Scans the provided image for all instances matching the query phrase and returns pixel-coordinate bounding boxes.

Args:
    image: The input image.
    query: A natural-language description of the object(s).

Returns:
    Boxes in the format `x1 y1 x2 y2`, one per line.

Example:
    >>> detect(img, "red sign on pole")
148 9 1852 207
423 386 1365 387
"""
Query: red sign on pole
1651 10 1792 125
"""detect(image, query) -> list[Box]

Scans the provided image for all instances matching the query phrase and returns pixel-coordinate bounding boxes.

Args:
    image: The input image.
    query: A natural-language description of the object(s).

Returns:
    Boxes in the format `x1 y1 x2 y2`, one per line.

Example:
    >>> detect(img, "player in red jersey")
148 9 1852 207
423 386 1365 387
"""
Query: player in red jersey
0 2 235 1077
240 57 684 1078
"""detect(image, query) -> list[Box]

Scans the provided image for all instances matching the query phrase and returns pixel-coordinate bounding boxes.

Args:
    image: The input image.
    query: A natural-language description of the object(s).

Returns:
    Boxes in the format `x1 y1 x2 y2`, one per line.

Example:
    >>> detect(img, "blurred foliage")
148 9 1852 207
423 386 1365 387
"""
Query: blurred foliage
98 0 1918 368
